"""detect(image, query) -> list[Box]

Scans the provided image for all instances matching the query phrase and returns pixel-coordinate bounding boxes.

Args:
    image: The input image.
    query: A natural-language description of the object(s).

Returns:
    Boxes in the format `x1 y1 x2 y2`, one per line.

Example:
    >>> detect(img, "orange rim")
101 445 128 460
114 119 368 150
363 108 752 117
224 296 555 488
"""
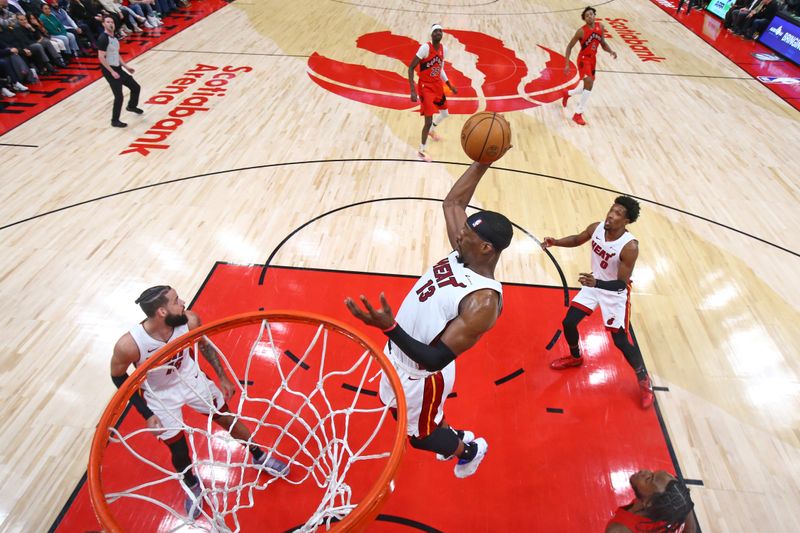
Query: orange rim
88 310 407 532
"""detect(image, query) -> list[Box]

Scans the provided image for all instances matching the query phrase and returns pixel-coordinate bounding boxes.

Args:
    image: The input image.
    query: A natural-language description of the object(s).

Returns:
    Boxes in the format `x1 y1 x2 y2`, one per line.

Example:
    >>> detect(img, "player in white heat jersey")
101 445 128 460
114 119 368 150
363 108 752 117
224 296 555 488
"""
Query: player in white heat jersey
542 196 654 409
110 286 289 519
345 161 512 479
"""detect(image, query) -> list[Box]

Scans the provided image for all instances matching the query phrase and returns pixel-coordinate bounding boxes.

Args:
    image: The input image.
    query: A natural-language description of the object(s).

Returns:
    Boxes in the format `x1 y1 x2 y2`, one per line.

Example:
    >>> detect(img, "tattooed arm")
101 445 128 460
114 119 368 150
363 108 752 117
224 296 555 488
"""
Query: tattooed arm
187 311 236 400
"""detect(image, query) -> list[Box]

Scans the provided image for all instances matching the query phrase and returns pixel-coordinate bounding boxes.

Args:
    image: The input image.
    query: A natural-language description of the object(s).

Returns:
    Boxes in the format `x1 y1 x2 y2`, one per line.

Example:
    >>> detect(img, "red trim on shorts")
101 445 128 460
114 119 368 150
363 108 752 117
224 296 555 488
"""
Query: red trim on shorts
162 431 185 445
418 372 444 437
571 302 594 315
624 283 633 344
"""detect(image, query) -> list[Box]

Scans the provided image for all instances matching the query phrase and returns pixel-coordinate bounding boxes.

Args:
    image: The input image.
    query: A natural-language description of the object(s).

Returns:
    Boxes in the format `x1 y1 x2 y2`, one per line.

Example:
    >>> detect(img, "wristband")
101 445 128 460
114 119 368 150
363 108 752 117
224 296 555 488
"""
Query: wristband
382 321 398 334
112 373 154 420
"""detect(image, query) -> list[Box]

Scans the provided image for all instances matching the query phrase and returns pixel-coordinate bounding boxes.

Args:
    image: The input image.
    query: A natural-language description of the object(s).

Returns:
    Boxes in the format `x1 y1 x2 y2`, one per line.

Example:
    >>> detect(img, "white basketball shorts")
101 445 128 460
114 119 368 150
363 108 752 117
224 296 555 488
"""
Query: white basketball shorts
143 369 225 441
379 361 456 438
571 285 631 331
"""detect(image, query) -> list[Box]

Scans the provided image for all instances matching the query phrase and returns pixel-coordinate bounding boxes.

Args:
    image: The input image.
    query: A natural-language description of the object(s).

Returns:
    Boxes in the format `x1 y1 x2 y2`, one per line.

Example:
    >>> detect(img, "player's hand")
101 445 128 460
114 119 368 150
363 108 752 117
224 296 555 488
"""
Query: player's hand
450 85 458 95
563 63 570 75
541 237 555 250
611 51 618 60
219 377 236 400
111 70 120 79
410 90 418 102
578 272 597 287
126 66 135 74
344 293 395 330
146 414 164 434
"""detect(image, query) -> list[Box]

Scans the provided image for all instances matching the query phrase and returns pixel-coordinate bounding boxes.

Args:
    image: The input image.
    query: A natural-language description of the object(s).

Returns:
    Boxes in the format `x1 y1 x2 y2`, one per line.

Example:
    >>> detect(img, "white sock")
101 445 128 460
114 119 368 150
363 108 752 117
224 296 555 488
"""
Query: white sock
568 87 582 96
419 143 427 152
433 109 449 128
576 90 592 114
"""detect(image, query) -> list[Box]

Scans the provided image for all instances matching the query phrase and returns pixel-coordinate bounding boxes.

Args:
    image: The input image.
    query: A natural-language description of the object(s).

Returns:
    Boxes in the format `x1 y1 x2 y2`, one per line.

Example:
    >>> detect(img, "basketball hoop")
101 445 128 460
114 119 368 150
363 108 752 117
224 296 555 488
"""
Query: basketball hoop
89 311 407 532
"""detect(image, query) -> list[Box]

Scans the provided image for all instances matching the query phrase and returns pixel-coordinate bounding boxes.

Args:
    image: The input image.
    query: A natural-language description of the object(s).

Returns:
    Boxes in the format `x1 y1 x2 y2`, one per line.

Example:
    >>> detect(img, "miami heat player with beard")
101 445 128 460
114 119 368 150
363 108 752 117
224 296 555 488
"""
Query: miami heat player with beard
110 286 289 519
346 160 512 478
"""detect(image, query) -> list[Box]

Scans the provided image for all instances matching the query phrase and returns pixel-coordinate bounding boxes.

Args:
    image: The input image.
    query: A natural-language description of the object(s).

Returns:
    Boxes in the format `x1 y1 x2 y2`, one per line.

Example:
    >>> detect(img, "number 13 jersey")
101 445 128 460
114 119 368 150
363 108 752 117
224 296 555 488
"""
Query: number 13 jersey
386 251 502 378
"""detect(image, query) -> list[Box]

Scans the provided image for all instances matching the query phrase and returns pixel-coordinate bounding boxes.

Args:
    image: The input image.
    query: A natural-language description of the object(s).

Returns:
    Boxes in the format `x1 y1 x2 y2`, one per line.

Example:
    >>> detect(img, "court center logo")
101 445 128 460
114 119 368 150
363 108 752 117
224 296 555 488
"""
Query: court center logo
308 30 575 113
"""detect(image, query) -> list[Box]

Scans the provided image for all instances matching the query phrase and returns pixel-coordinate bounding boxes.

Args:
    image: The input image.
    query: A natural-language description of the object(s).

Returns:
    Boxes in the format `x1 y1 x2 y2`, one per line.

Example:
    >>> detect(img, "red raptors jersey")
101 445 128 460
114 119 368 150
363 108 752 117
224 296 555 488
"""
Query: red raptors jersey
417 42 445 86
579 23 604 58
608 502 668 532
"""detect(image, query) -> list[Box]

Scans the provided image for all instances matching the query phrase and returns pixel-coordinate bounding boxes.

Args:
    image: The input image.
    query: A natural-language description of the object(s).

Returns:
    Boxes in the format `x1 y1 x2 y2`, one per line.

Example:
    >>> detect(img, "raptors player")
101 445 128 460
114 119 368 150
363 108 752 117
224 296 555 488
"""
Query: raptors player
408 23 458 162
110 286 289 519
542 196 655 409
607 470 697 533
346 161 512 478
562 6 617 126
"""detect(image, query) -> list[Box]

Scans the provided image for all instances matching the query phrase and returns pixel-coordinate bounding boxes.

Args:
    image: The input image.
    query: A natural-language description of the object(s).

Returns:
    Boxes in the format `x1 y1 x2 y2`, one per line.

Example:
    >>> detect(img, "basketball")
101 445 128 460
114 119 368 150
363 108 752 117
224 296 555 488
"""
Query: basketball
460 112 511 164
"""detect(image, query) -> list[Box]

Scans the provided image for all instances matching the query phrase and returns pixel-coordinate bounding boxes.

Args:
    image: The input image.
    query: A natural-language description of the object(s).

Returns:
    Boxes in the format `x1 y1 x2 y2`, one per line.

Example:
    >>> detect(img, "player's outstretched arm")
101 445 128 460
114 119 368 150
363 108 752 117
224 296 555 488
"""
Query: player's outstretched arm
442 162 492 248
541 222 598 250
345 292 493 372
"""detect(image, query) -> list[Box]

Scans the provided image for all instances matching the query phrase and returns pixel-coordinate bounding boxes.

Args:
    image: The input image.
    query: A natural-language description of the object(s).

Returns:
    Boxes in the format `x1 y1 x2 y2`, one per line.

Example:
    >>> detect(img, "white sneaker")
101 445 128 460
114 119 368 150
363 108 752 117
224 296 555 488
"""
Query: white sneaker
453 437 488 478
143 20 154 28
1 88 15 98
12 82 28 92
437 430 475 461
183 481 202 519
253 452 290 477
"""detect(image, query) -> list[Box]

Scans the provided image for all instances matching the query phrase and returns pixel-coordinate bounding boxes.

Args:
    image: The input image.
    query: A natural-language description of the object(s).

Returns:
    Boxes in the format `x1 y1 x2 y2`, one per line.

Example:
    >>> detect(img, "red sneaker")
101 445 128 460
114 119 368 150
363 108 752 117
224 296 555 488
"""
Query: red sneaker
572 113 586 126
428 130 442 141
550 356 583 370
561 91 570 108
639 376 654 409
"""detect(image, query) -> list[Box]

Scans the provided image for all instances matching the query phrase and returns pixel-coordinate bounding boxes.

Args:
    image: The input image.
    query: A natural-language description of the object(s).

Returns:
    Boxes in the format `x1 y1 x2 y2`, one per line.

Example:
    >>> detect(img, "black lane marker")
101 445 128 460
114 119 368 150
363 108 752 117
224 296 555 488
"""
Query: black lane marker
375 514 444 532
447 392 457 399
342 383 377 397
546 329 562 350
494 368 524 386
685 479 705 486
653 386 670 392
546 407 564 414
283 350 309 370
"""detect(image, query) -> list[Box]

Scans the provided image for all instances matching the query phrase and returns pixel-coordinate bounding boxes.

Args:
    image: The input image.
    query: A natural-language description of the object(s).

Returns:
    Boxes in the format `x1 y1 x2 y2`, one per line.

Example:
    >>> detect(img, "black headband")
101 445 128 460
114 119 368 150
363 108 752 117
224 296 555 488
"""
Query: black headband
466 211 513 251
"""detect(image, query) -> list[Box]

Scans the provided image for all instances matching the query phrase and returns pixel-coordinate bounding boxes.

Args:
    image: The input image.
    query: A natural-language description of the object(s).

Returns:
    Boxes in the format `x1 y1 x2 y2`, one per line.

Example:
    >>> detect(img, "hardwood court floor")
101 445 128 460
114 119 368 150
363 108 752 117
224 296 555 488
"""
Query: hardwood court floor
0 0 798 531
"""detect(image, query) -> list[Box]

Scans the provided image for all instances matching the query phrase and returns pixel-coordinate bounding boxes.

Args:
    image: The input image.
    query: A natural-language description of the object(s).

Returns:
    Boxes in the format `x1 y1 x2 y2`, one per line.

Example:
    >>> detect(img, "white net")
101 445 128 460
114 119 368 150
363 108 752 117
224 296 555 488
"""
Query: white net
94 315 404 532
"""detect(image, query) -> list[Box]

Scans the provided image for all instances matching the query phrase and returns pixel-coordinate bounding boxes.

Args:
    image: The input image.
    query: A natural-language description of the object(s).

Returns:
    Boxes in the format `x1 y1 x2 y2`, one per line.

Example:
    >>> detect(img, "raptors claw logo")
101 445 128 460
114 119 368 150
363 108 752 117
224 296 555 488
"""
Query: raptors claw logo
308 30 577 113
